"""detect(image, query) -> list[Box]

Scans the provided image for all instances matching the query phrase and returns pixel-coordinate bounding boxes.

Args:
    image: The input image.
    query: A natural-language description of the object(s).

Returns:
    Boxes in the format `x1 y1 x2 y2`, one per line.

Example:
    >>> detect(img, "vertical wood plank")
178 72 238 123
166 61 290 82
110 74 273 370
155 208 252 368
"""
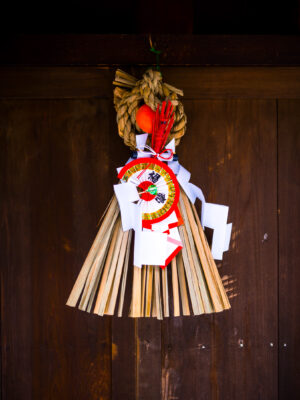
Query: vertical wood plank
162 99 278 399
111 80 137 397
111 317 136 399
0 101 33 400
1 99 114 399
278 99 300 398
112 254 136 400
137 319 161 399
162 316 212 400
56 98 112 400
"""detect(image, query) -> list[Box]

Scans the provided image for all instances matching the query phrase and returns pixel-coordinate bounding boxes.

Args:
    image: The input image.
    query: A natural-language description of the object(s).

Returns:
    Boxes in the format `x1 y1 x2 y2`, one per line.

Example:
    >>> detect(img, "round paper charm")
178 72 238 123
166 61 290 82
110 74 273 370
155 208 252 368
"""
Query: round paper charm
118 157 180 226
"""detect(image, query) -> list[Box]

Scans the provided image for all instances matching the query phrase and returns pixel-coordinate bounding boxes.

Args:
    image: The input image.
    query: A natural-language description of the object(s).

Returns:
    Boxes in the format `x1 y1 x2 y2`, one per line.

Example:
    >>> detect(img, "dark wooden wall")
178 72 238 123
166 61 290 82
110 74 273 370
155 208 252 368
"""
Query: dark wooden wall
1 36 300 400
1 0 299 34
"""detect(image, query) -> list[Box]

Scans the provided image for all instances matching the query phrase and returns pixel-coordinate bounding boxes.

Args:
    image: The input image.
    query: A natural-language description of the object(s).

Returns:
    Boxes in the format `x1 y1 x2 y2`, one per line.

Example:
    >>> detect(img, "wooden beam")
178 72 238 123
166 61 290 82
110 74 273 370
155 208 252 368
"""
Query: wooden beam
1 34 300 66
1 67 300 99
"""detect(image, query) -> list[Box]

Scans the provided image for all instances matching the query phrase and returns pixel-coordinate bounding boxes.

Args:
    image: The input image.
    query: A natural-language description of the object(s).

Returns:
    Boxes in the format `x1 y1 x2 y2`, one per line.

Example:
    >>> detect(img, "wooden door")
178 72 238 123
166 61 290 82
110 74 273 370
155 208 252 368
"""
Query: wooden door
1 37 300 400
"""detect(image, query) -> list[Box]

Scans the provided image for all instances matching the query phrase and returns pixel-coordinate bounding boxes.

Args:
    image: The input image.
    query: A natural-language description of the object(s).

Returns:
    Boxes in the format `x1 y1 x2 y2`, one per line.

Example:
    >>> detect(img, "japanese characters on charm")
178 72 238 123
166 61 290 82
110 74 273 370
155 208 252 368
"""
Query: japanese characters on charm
66 68 232 319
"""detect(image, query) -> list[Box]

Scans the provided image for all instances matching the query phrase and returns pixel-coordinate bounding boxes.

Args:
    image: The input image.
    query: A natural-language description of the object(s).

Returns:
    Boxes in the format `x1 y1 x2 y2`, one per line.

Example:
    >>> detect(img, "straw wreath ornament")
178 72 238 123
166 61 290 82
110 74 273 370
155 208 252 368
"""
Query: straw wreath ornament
113 69 187 149
66 69 232 319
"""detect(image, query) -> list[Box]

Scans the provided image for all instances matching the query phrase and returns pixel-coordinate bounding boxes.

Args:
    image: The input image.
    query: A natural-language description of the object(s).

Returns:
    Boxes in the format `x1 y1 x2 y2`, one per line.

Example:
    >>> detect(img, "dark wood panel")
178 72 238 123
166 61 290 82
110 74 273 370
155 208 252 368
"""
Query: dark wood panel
200 99 278 400
111 317 136 399
3 1 298 35
162 99 278 399
0 99 120 399
0 101 33 400
1 35 300 66
278 100 300 399
1 67 300 100
162 316 213 400
1 65 296 400
136 319 162 399
162 67 300 100
112 256 136 400
0 67 114 99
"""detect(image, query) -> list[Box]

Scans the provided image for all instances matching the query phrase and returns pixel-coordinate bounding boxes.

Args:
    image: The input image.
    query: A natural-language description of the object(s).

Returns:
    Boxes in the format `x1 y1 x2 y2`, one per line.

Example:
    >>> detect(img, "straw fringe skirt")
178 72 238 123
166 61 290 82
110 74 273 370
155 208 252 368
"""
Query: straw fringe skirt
66 190 230 319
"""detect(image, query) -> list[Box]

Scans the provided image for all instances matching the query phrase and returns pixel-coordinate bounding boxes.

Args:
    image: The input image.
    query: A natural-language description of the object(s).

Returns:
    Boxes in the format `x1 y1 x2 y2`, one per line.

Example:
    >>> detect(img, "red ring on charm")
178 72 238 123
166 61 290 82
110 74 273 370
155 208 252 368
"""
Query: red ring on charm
118 157 180 226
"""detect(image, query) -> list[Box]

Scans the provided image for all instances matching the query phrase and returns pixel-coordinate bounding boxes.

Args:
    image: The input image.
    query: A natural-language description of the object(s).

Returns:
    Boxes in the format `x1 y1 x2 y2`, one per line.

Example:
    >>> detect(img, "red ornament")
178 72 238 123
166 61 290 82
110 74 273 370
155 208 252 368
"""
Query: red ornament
136 104 155 133
152 100 174 153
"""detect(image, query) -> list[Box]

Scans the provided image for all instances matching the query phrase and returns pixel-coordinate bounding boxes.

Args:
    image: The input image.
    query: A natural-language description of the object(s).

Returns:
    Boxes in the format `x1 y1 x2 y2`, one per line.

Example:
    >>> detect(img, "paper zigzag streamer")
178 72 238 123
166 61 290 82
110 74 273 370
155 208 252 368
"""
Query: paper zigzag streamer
66 69 232 319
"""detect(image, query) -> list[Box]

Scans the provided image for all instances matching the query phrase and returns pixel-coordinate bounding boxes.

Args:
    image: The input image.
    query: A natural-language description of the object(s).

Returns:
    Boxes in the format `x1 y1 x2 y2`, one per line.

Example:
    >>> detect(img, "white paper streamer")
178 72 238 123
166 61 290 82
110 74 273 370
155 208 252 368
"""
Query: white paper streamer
115 133 232 261
134 230 167 267
113 182 141 232
167 161 232 260
202 203 232 260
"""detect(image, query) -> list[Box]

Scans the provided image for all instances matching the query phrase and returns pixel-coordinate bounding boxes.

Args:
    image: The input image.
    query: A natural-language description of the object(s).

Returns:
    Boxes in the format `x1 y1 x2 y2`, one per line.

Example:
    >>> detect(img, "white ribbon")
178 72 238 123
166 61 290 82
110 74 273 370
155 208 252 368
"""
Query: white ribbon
135 144 174 162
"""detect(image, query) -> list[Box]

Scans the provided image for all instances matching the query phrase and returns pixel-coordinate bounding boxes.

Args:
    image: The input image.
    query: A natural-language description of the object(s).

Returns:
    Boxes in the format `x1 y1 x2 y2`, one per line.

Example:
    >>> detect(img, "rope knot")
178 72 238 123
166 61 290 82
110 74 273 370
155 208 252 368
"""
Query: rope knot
113 69 187 150
136 144 174 161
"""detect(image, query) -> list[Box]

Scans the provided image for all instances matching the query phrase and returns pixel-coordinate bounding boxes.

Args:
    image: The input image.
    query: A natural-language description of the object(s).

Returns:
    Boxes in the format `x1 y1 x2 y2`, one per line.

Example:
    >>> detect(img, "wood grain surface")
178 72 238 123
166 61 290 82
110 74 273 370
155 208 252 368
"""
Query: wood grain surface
278 100 300 398
161 99 278 400
1 35 300 66
1 67 300 100
1 66 299 400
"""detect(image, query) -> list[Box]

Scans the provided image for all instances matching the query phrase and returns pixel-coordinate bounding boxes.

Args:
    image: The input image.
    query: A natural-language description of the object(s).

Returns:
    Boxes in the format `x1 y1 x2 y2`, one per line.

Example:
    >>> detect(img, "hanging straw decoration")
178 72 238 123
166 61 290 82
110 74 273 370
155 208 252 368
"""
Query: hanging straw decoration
66 69 232 319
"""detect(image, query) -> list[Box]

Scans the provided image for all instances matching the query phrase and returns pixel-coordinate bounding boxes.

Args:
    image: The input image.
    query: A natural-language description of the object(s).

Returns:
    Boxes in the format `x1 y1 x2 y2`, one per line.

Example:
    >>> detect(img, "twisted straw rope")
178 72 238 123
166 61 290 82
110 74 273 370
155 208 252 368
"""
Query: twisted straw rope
113 69 187 150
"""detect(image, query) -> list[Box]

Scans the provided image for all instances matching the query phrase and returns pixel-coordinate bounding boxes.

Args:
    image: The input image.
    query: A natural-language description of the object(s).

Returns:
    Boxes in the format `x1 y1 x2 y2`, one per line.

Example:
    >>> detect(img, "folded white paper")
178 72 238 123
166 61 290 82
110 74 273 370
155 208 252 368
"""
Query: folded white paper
134 230 167 268
168 161 232 260
113 182 141 231
202 203 231 260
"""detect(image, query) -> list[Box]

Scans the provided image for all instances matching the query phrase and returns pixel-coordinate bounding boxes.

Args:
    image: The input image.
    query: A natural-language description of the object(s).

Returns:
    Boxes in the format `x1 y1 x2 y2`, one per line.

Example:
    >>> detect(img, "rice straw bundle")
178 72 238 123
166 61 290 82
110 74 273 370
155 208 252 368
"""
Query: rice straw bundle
66 189 230 319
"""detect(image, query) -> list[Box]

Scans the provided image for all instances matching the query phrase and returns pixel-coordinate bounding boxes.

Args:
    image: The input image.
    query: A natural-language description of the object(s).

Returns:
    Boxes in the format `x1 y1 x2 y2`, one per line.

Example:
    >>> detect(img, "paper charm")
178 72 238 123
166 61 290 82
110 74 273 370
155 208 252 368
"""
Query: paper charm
115 156 183 268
